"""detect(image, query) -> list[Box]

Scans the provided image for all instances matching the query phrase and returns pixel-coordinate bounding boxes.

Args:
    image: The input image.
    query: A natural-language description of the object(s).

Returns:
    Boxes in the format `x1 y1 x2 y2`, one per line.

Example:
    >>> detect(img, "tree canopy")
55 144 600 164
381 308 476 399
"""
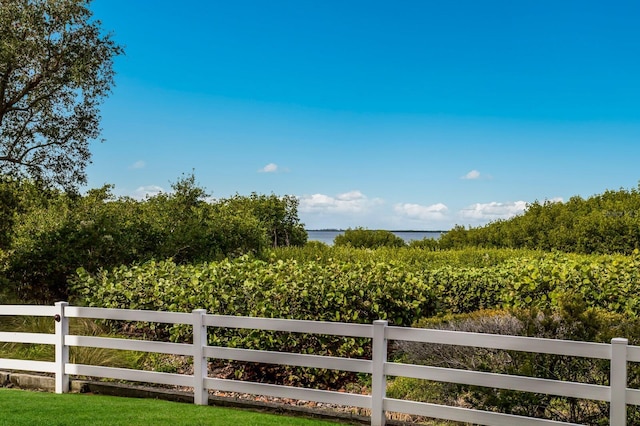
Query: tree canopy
0 0 122 189
439 185 640 254
0 175 308 302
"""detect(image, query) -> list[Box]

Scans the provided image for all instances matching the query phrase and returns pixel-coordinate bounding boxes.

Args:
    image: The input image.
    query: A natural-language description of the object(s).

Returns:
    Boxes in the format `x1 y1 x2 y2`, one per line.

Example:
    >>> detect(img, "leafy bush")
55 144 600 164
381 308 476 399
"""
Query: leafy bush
439 185 640 255
423 250 640 316
73 255 435 384
269 247 640 317
74 256 435 329
2 175 307 302
73 255 437 387
408 237 440 250
6 185 153 302
393 301 640 424
221 193 307 247
269 245 544 268
334 228 406 248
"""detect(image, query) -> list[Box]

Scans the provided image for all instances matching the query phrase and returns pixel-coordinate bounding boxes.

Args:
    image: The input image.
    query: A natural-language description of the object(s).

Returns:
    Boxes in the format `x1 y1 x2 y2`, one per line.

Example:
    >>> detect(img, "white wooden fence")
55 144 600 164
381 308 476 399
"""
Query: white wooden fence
1 302 638 426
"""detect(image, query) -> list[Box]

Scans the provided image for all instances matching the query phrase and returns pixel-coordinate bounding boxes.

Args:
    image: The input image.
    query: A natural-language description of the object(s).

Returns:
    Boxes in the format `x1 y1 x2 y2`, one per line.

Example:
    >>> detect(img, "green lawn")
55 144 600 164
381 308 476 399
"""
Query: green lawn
0 389 348 426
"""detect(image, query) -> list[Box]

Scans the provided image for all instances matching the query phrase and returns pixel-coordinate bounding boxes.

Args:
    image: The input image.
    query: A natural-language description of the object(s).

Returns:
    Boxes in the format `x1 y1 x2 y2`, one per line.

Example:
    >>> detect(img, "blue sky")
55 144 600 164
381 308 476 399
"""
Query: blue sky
86 0 640 230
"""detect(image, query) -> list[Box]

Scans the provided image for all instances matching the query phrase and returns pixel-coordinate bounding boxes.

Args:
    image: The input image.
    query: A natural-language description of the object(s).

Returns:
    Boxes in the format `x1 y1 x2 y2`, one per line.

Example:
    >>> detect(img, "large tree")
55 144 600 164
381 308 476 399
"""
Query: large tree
0 0 122 189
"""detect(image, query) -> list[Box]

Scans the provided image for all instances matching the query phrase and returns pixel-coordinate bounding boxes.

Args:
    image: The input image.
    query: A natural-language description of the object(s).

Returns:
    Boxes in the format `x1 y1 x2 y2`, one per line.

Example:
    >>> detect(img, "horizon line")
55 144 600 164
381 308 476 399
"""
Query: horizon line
306 229 449 233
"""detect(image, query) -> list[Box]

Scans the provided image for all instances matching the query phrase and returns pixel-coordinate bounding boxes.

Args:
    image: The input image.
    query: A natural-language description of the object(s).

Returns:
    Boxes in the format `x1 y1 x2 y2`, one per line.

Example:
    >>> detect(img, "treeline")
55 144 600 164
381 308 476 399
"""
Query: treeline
439 185 640 254
0 175 306 302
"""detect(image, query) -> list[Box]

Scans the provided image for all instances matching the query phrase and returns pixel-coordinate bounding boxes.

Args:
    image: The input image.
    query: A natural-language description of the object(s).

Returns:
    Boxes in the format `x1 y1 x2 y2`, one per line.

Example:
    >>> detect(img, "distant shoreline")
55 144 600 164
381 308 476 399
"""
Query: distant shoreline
306 229 446 245
306 229 448 233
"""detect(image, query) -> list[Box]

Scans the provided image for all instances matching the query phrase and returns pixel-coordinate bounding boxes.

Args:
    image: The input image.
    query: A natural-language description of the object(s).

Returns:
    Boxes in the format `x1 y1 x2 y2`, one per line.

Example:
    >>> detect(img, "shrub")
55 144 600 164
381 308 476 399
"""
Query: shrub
73 256 436 388
2 175 306 302
438 186 640 255
333 228 406 249
393 300 640 424
408 237 440 250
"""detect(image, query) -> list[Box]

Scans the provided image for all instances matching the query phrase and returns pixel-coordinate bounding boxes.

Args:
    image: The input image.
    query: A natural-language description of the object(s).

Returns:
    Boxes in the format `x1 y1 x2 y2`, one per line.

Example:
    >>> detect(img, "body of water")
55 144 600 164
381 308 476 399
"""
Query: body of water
306 230 445 245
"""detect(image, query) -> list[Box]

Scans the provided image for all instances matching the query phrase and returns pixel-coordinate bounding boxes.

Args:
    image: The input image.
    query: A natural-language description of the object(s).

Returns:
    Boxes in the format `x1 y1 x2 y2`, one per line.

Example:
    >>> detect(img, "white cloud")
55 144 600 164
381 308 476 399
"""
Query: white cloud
394 203 449 221
461 169 481 180
258 163 279 173
336 190 367 202
129 160 146 170
299 190 384 214
132 185 165 199
300 194 453 229
459 200 527 221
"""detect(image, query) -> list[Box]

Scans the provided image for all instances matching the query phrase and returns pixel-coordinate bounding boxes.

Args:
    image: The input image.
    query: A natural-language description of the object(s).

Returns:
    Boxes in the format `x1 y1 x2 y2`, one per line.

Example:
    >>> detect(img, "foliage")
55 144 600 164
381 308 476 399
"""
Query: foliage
71 246 640 404
73 255 435 386
0 316 136 368
333 227 406 249
74 256 435 329
270 245 547 269
220 192 307 247
394 302 640 424
408 237 440 250
0 0 123 190
271 246 640 317
138 175 269 263
0 177 23 248
1 176 305 302
429 250 640 316
72 246 640 387
439 185 640 254
6 184 150 301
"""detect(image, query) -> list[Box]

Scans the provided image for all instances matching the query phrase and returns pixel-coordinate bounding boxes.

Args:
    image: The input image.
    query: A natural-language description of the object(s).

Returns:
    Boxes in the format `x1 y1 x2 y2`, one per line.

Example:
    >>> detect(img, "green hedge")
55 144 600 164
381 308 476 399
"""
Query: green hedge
73 249 640 389
74 249 640 354
73 256 435 358
75 249 640 322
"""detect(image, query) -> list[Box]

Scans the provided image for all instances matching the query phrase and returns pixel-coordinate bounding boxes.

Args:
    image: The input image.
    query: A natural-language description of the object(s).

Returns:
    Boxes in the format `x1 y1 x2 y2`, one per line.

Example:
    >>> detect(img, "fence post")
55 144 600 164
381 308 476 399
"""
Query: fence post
610 337 628 426
193 309 208 405
54 301 69 394
372 320 388 426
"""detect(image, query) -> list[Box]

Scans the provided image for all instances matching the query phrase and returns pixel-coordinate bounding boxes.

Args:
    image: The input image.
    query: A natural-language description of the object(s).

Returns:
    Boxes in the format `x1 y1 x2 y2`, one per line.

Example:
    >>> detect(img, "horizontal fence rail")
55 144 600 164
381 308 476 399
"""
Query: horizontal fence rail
0 305 57 317
64 306 193 324
384 362 611 402
203 346 373 373
0 302 636 426
385 326 613 359
204 314 373 338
